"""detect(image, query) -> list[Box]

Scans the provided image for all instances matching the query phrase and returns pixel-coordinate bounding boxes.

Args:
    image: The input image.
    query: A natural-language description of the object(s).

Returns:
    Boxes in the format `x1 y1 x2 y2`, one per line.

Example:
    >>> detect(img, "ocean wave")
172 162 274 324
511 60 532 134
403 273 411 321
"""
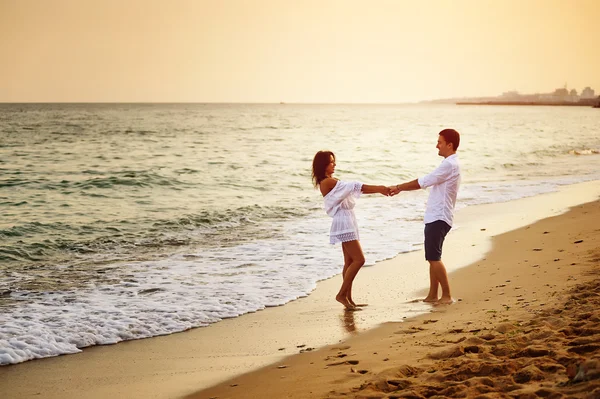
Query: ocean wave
0 178 40 188
0 204 312 268
71 171 190 190
568 148 599 155
1 171 192 191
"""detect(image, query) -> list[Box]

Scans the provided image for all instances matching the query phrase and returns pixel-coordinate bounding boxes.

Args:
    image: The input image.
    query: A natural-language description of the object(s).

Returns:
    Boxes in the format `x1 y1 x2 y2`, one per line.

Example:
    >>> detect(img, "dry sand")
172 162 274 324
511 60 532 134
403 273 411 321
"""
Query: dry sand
1 181 600 399
191 196 600 398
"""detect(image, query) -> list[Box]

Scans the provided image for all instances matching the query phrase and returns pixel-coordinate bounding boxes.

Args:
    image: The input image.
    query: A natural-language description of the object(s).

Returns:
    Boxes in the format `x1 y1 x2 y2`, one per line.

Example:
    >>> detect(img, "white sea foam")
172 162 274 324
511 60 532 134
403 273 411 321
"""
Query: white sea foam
0 206 421 365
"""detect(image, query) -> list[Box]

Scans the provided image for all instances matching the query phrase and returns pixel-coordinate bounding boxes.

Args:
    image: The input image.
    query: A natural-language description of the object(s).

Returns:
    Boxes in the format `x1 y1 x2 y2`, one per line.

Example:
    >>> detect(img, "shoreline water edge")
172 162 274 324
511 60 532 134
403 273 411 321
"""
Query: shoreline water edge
0 180 599 399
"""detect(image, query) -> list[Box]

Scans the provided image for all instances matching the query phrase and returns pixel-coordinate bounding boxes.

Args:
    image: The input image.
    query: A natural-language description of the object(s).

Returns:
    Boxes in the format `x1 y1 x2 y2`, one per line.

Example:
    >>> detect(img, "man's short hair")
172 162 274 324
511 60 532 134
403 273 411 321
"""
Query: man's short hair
439 129 460 151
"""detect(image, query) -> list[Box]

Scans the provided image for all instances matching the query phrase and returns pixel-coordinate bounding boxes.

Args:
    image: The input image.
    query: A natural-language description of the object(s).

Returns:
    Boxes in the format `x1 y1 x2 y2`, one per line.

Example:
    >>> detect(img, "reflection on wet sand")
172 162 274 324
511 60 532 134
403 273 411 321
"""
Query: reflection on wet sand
341 309 357 334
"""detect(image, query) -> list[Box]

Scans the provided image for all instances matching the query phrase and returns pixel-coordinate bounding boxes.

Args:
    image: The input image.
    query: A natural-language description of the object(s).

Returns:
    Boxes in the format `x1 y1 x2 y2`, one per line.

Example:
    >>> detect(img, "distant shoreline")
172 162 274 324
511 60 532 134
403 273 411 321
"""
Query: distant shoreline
457 100 599 107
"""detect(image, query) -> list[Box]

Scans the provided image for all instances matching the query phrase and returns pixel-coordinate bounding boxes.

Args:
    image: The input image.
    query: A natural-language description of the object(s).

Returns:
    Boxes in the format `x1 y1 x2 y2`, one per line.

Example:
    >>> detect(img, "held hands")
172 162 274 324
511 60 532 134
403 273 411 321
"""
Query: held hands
380 186 401 197
388 185 401 196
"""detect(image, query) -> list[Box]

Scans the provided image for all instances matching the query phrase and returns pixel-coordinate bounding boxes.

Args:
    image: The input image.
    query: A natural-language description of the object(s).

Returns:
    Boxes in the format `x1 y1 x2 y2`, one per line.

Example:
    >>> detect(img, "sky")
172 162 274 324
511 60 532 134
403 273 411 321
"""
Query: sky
1 0 599 103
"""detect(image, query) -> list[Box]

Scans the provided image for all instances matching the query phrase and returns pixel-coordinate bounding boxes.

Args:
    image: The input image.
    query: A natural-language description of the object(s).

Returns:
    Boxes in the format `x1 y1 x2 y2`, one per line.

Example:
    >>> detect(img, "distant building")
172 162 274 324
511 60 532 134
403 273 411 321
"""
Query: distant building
552 87 570 102
569 88 579 102
553 88 569 96
500 90 521 100
486 85 596 104
581 87 596 99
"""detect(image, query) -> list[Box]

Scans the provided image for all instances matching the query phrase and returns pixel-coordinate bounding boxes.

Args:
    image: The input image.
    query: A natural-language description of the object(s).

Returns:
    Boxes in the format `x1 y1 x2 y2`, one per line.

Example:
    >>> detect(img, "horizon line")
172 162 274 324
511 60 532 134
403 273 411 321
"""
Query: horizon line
0 101 437 105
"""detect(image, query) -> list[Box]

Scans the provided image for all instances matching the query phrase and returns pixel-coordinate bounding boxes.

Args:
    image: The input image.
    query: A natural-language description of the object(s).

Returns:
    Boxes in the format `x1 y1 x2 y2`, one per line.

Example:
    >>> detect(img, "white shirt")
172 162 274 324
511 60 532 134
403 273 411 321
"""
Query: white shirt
417 154 460 226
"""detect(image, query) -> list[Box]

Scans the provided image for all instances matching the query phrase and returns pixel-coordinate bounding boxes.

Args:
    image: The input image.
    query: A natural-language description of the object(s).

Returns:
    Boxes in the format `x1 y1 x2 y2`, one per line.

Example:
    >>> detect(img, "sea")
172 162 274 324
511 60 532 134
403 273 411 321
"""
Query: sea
1 103 599 366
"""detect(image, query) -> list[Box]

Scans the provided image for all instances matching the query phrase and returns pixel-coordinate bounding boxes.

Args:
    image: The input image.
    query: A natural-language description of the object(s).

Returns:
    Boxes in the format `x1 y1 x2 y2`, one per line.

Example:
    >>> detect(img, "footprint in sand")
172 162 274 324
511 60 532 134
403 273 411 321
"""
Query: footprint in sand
350 368 368 374
331 345 351 351
427 345 465 360
443 336 466 344
326 359 359 367
395 326 426 334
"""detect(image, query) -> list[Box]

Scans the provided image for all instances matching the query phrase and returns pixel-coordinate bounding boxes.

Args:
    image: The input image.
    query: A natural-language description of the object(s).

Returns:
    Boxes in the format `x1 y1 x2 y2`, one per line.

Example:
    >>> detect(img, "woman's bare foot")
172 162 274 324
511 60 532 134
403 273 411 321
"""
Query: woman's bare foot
423 296 438 303
336 294 356 309
348 298 368 307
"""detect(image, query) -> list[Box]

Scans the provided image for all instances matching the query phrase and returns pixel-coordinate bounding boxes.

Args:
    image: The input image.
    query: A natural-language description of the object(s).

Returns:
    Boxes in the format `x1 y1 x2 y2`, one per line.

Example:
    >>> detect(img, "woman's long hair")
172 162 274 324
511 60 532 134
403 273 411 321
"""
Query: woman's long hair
312 151 334 187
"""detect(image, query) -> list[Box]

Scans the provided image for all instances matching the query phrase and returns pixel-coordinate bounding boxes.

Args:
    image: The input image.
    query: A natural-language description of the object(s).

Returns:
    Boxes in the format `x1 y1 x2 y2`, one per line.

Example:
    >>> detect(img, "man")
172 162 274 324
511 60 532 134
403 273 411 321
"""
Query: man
390 129 461 304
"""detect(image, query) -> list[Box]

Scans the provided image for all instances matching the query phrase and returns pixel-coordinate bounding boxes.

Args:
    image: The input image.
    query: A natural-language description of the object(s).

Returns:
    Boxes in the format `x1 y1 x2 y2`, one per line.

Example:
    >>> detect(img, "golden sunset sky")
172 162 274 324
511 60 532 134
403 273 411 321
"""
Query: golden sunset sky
1 0 598 103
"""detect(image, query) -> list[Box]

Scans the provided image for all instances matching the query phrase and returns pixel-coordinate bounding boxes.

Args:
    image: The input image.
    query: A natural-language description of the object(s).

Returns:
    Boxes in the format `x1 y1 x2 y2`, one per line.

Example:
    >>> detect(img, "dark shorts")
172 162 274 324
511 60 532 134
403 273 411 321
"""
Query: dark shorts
424 220 451 261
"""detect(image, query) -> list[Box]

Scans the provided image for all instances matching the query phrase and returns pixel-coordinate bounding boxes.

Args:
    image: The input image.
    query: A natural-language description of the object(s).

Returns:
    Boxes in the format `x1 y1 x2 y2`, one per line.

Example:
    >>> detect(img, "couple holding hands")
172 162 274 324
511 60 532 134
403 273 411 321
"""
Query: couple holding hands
312 129 461 310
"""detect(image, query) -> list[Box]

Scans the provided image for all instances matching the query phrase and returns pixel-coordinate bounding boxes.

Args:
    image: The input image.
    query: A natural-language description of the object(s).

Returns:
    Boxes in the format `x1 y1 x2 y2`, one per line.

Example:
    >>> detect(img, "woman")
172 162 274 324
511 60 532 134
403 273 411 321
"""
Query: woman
312 150 390 310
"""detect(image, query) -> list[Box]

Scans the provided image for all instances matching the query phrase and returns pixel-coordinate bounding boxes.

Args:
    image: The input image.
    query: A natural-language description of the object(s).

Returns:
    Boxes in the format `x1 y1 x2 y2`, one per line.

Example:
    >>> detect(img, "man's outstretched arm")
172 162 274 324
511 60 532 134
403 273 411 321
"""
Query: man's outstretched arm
391 160 453 196
389 179 420 195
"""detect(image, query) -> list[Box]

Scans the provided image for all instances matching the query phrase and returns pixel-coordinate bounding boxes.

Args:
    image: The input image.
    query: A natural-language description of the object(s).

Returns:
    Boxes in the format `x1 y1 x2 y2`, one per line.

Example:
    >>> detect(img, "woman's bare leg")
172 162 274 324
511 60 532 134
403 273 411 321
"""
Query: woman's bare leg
342 245 351 279
336 240 365 309
337 244 354 309
341 244 357 307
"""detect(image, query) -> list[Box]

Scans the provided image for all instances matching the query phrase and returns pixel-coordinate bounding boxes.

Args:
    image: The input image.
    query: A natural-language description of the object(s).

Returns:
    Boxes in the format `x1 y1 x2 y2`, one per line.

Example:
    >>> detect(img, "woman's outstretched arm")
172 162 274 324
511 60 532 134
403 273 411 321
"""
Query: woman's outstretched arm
361 184 390 196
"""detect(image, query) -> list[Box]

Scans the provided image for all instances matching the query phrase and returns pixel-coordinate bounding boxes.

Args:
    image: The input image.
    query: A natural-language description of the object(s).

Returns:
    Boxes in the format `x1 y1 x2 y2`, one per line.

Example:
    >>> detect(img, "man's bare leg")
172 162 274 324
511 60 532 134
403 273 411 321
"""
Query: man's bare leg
430 260 452 303
423 262 439 302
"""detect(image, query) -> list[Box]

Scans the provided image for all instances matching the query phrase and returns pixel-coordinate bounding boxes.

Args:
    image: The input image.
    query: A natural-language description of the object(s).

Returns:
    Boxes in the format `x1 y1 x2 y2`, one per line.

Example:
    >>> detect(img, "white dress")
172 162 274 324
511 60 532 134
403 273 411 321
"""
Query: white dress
322 180 363 244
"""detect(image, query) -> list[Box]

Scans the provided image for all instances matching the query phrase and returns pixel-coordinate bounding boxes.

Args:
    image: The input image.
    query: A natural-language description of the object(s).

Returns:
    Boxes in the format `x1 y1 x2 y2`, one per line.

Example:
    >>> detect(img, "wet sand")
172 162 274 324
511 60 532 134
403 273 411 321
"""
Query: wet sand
1 181 599 399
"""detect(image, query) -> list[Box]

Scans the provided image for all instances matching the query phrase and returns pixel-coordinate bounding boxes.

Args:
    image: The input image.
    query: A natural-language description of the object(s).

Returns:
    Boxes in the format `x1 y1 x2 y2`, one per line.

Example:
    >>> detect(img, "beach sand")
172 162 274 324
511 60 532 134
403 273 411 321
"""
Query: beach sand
1 181 600 399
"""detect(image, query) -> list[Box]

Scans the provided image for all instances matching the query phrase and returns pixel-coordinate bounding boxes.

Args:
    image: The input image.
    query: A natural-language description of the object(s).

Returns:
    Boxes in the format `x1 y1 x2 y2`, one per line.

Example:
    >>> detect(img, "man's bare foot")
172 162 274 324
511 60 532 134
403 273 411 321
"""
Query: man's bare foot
423 296 438 303
435 297 455 305
336 295 356 309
